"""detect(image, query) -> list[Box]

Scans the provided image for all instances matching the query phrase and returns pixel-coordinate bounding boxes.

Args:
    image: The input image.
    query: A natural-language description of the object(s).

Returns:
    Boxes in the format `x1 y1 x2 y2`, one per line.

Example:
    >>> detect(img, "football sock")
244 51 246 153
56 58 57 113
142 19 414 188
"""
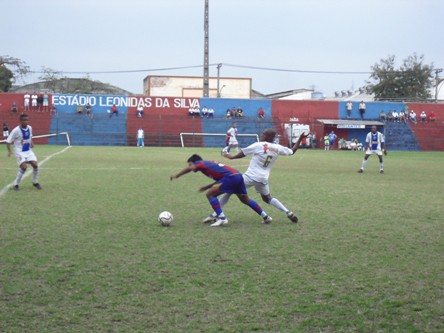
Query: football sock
361 159 368 169
379 162 384 170
269 197 288 213
15 169 25 186
247 199 264 216
33 168 39 183
208 197 223 216
219 193 231 209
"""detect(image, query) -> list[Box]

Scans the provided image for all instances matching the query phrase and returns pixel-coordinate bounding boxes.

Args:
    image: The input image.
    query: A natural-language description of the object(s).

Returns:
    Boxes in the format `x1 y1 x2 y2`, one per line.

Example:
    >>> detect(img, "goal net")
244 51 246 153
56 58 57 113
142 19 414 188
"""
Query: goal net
180 132 259 148
0 132 71 146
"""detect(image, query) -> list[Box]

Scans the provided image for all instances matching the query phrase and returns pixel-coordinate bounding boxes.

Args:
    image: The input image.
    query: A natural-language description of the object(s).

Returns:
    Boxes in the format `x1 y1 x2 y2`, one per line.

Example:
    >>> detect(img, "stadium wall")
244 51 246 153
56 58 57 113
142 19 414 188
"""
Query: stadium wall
1 92 444 150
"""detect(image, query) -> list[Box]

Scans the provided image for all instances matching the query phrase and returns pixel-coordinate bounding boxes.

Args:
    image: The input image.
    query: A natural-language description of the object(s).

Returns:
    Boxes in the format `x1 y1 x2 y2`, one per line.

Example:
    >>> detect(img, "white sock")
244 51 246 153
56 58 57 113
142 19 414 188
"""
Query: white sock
33 168 39 183
269 197 288 213
15 169 25 186
361 159 368 170
380 162 384 170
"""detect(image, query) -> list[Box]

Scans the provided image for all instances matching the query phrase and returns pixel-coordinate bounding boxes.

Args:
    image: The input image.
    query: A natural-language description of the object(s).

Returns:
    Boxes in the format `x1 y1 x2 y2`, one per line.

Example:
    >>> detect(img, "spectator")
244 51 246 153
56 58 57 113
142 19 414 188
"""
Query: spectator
189 108 194 117
31 92 38 110
392 110 399 122
237 106 244 118
258 108 265 119
3 123 9 137
136 128 145 147
429 111 436 122
409 110 417 124
43 93 49 112
309 132 316 149
226 109 231 120
137 105 144 118
420 111 427 122
201 106 208 118
24 92 30 111
50 105 57 117
359 101 366 120
399 110 406 123
338 138 346 149
328 130 337 149
379 110 386 122
207 107 214 118
109 104 118 118
37 94 44 111
323 134 330 150
231 107 237 119
86 103 92 118
77 104 83 115
346 101 353 118
350 138 358 151
11 102 18 113
387 111 393 122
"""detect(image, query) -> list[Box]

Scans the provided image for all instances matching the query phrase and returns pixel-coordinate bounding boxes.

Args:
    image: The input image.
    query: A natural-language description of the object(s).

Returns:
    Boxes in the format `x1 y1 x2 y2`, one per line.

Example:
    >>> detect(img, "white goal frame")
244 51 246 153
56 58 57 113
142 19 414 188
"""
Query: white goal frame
0 132 71 146
180 132 259 148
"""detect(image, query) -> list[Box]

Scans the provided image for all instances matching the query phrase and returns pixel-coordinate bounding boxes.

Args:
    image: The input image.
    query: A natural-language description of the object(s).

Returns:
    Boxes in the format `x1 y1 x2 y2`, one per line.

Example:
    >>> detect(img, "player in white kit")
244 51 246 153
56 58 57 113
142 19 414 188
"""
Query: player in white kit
226 122 239 153
6 114 42 190
204 128 308 224
358 125 387 174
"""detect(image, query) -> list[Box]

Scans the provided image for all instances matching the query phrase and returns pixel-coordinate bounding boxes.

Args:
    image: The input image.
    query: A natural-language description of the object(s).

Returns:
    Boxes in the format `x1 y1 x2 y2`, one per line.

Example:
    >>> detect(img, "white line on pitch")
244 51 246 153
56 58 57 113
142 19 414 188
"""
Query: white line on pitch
0 146 72 198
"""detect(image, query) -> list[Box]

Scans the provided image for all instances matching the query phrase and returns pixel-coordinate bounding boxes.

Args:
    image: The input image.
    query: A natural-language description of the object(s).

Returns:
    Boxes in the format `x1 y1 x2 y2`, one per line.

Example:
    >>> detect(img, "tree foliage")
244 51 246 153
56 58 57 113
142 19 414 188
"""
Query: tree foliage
0 55 30 86
0 65 14 92
39 67 64 92
367 54 434 101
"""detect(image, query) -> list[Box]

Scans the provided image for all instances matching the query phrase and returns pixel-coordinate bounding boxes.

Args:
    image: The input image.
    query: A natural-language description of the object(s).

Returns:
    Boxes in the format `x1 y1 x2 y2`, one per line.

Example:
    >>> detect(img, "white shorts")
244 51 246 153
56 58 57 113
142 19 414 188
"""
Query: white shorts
365 149 383 156
32 100 37 106
229 138 238 145
243 174 270 196
15 150 38 165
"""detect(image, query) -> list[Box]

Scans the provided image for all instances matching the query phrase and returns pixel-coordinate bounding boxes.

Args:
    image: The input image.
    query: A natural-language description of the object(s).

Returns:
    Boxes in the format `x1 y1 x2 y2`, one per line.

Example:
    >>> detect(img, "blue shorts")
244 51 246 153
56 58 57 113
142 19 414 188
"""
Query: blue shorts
215 174 247 194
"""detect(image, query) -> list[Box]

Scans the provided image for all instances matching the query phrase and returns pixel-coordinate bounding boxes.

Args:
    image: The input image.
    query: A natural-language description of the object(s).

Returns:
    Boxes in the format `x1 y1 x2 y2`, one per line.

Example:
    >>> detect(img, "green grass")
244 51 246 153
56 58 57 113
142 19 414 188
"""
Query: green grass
0 146 443 332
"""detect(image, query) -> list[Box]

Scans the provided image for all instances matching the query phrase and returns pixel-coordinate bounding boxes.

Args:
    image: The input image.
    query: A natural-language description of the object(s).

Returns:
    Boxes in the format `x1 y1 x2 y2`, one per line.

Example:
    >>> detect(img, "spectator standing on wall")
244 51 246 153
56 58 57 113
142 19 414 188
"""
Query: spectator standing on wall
137 105 144 118
258 108 265 119
50 105 57 117
86 103 92 118
201 106 208 118
409 110 417 124
207 107 214 118
379 110 386 122
420 111 427 122
346 101 353 118
392 110 399 122
399 110 406 122
429 111 436 122
109 104 118 118
43 93 49 112
136 128 145 147
359 101 366 120
31 93 38 111
231 107 237 119
77 104 83 115
226 109 231 120
24 92 30 111
237 106 244 118
37 94 44 111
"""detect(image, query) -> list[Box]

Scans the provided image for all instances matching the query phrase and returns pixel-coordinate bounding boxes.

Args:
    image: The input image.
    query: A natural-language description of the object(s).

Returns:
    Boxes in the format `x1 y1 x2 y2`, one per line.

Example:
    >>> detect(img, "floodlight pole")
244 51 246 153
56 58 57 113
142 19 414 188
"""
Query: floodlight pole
203 0 209 97
217 63 222 97
435 68 443 102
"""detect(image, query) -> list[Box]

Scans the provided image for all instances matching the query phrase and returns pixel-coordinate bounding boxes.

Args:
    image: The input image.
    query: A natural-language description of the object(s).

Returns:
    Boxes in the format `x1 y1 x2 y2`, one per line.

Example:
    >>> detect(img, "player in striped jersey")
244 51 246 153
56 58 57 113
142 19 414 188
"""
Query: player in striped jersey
170 154 272 227
6 114 42 190
358 125 387 174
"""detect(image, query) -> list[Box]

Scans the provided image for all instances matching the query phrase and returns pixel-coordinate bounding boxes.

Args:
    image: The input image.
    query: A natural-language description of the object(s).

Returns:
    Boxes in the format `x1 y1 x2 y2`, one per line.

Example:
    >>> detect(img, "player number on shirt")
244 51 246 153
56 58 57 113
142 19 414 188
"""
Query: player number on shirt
263 155 273 167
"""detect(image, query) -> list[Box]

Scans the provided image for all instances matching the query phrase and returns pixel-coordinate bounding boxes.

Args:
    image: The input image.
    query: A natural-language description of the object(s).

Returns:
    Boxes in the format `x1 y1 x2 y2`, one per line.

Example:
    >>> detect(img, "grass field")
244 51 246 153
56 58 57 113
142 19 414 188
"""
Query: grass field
0 145 443 332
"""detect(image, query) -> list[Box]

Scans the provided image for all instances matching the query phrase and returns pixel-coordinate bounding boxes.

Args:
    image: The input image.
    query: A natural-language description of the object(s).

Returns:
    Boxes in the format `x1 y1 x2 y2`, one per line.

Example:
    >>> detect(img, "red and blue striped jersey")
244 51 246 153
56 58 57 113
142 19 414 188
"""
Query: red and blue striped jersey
193 160 239 180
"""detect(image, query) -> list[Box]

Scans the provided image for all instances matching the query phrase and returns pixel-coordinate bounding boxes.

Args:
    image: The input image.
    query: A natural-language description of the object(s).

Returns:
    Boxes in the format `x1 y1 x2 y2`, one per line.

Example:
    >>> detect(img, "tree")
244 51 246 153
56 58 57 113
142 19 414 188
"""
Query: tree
0 65 14 92
0 55 30 87
39 67 63 92
367 54 434 101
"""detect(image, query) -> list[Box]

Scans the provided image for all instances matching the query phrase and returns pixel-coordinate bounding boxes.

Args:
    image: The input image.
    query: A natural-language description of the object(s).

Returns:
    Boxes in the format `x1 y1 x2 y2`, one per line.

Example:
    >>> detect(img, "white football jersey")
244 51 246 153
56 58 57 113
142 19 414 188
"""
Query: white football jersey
6 125 33 153
227 127 237 138
242 141 293 184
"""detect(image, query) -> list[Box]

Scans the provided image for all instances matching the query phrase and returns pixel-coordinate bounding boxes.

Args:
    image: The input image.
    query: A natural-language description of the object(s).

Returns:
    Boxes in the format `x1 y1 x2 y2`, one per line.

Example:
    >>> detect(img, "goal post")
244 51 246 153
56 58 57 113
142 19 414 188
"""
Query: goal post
180 132 259 148
0 132 71 146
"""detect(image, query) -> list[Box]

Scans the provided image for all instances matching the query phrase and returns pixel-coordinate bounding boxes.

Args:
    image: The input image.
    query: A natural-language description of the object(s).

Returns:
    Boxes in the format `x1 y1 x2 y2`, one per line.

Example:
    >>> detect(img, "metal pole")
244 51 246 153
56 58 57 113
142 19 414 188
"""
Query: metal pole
217 63 222 97
435 68 443 103
203 0 209 97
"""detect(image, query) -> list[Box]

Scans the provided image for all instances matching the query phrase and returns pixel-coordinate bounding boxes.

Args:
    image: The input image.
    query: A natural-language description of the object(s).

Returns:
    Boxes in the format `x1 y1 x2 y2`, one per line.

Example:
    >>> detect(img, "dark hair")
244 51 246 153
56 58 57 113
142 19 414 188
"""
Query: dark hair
187 154 203 163
20 114 29 120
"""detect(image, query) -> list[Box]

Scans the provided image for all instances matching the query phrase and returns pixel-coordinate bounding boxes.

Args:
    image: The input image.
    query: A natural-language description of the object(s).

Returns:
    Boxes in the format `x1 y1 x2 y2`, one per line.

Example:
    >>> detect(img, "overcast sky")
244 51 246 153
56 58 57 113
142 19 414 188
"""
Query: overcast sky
2 0 443 96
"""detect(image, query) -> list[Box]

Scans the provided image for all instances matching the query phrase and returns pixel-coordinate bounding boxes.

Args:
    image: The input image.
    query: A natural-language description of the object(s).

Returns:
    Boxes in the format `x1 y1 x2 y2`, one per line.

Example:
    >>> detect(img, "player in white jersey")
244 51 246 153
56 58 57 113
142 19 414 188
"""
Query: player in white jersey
358 125 387 174
204 128 308 224
226 122 239 153
6 114 42 190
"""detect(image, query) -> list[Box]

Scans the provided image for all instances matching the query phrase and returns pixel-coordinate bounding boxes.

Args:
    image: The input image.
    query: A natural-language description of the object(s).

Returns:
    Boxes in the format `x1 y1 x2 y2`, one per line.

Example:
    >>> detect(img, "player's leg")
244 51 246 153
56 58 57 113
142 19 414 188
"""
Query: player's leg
13 159 28 190
256 183 298 223
236 194 272 224
378 153 384 173
358 152 371 172
205 186 228 226
29 160 42 189
203 192 232 223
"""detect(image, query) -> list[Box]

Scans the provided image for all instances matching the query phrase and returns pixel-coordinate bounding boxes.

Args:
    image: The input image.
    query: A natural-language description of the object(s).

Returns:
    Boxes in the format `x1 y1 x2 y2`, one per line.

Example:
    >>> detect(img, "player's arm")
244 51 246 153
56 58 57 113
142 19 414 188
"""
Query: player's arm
6 142 13 157
170 164 195 181
198 182 216 192
290 132 309 154
224 151 245 160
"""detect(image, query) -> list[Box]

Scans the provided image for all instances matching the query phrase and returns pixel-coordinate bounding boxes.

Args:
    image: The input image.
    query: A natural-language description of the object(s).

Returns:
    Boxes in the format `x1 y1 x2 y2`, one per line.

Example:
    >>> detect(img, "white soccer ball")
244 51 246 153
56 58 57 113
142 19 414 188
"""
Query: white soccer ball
158 211 173 227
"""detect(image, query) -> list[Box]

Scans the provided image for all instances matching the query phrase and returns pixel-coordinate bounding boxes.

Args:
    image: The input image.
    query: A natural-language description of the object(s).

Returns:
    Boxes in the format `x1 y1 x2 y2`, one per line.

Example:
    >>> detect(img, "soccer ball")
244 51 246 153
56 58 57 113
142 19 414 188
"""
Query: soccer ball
158 211 173 227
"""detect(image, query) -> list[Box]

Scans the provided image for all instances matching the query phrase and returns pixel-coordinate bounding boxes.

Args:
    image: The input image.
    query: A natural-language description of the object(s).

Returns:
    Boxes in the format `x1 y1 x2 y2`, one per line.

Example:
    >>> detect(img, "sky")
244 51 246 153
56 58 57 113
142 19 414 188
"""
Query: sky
2 0 443 96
